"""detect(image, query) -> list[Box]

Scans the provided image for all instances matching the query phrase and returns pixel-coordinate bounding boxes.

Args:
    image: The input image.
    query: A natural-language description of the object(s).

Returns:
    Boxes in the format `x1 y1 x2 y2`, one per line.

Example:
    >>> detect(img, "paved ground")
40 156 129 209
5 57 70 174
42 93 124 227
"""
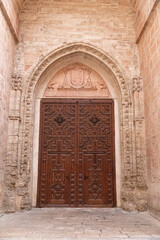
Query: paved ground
0 208 160 240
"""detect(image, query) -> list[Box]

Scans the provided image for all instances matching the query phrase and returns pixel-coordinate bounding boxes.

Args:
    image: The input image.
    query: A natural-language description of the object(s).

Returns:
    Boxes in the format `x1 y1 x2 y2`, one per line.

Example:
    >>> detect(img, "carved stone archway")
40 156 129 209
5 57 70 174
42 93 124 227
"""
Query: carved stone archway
4 43 147 212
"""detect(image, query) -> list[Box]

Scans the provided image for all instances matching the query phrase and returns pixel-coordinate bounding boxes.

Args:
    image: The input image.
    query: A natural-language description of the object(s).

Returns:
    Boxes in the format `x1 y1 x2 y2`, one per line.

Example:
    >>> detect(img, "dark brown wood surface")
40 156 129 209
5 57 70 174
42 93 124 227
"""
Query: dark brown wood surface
37 99 116 207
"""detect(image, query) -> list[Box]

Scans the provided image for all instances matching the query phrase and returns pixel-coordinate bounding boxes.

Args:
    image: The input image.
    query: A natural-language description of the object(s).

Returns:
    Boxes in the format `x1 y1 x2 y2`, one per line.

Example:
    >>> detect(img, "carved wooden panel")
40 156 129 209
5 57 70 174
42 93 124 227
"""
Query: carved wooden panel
38 99 116 207
78 101 115 206
38 101 77 206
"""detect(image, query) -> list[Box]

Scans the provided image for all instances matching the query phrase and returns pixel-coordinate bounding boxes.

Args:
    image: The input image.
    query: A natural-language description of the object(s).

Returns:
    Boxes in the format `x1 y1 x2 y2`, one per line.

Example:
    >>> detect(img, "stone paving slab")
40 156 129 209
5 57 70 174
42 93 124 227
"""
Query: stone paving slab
0 238 160 240
1 238 160 240
0 208 160 239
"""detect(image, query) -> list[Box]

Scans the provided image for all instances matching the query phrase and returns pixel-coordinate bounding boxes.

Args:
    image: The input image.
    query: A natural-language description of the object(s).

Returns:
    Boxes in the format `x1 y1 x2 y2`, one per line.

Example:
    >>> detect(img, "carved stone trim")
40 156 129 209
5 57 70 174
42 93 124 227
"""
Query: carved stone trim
9 116 21 121
7 42 142 211
132 77 142 93
11 75 22 91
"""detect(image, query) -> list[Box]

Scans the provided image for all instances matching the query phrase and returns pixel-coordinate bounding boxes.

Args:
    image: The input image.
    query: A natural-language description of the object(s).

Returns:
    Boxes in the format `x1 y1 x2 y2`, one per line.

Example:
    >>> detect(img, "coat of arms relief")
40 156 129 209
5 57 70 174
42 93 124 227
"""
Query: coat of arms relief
59 64 96 90
44 63 111 98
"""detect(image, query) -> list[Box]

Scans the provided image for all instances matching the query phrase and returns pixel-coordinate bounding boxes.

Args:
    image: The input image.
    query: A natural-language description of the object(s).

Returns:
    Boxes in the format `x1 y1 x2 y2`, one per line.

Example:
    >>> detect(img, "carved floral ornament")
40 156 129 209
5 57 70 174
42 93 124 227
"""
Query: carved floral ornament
44 63 111 98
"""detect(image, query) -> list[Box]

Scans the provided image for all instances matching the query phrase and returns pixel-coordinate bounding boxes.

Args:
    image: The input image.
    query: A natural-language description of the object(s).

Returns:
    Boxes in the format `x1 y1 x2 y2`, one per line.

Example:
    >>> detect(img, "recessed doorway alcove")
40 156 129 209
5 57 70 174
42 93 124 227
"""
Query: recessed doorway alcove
6 43 139 211
31 47 124 208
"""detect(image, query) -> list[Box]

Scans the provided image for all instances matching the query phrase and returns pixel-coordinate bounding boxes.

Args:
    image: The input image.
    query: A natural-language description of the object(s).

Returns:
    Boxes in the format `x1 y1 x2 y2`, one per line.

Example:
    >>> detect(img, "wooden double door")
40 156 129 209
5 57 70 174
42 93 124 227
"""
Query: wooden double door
37 99 116 207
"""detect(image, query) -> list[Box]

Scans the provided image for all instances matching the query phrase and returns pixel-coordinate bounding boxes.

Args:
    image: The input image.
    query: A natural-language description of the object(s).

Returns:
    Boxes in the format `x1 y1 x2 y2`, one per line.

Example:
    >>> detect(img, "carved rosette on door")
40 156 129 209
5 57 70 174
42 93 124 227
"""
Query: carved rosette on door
38 99 116 207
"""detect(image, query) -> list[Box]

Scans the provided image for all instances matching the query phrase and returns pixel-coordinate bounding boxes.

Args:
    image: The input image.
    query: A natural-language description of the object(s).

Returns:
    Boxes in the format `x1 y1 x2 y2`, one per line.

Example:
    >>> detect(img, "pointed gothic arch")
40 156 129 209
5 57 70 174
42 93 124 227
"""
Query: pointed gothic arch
5 43 141 211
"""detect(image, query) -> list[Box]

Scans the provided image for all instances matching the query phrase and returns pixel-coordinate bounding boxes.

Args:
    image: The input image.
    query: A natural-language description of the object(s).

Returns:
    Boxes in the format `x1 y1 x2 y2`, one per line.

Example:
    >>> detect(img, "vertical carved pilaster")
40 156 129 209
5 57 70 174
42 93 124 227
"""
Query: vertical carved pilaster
3 75 22 212
120 96 137 211
132 77 147 210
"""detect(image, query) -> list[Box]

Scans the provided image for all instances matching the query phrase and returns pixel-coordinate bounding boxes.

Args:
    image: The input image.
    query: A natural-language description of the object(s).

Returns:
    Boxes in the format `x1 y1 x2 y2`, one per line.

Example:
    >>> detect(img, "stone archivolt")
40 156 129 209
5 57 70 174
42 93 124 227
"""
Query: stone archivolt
44 63 111 98
4 43 147 212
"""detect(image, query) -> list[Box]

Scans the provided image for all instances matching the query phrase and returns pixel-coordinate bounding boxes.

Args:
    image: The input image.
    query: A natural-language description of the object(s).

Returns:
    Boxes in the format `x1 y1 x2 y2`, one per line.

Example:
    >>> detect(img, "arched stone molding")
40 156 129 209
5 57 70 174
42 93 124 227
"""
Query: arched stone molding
4 42 145 212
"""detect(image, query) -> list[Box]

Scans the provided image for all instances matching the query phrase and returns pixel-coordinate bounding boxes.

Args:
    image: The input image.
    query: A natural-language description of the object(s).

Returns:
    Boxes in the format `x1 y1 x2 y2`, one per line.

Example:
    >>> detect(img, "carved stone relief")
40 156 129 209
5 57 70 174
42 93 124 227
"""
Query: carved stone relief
11 75 22 91
44 63 111 98
132 77 147 210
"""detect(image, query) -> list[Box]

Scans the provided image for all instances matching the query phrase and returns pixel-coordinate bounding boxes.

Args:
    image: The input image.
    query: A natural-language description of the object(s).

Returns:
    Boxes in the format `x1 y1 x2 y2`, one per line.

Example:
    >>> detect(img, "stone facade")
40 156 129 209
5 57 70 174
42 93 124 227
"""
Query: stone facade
132 0 160 219
131 0 156 41
2 0 147 213
0 0 19 210
0 0 159 218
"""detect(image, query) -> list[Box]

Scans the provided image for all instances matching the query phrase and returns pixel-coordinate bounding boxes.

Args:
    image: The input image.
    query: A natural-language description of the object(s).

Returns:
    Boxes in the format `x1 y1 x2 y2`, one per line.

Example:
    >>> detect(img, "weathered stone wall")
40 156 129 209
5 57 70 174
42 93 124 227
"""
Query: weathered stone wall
3 0 147 212
132 0 160 220
0 6 16 210
19 0 138 78
1 0 24 36
0 0 24 211
131 0 156 41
